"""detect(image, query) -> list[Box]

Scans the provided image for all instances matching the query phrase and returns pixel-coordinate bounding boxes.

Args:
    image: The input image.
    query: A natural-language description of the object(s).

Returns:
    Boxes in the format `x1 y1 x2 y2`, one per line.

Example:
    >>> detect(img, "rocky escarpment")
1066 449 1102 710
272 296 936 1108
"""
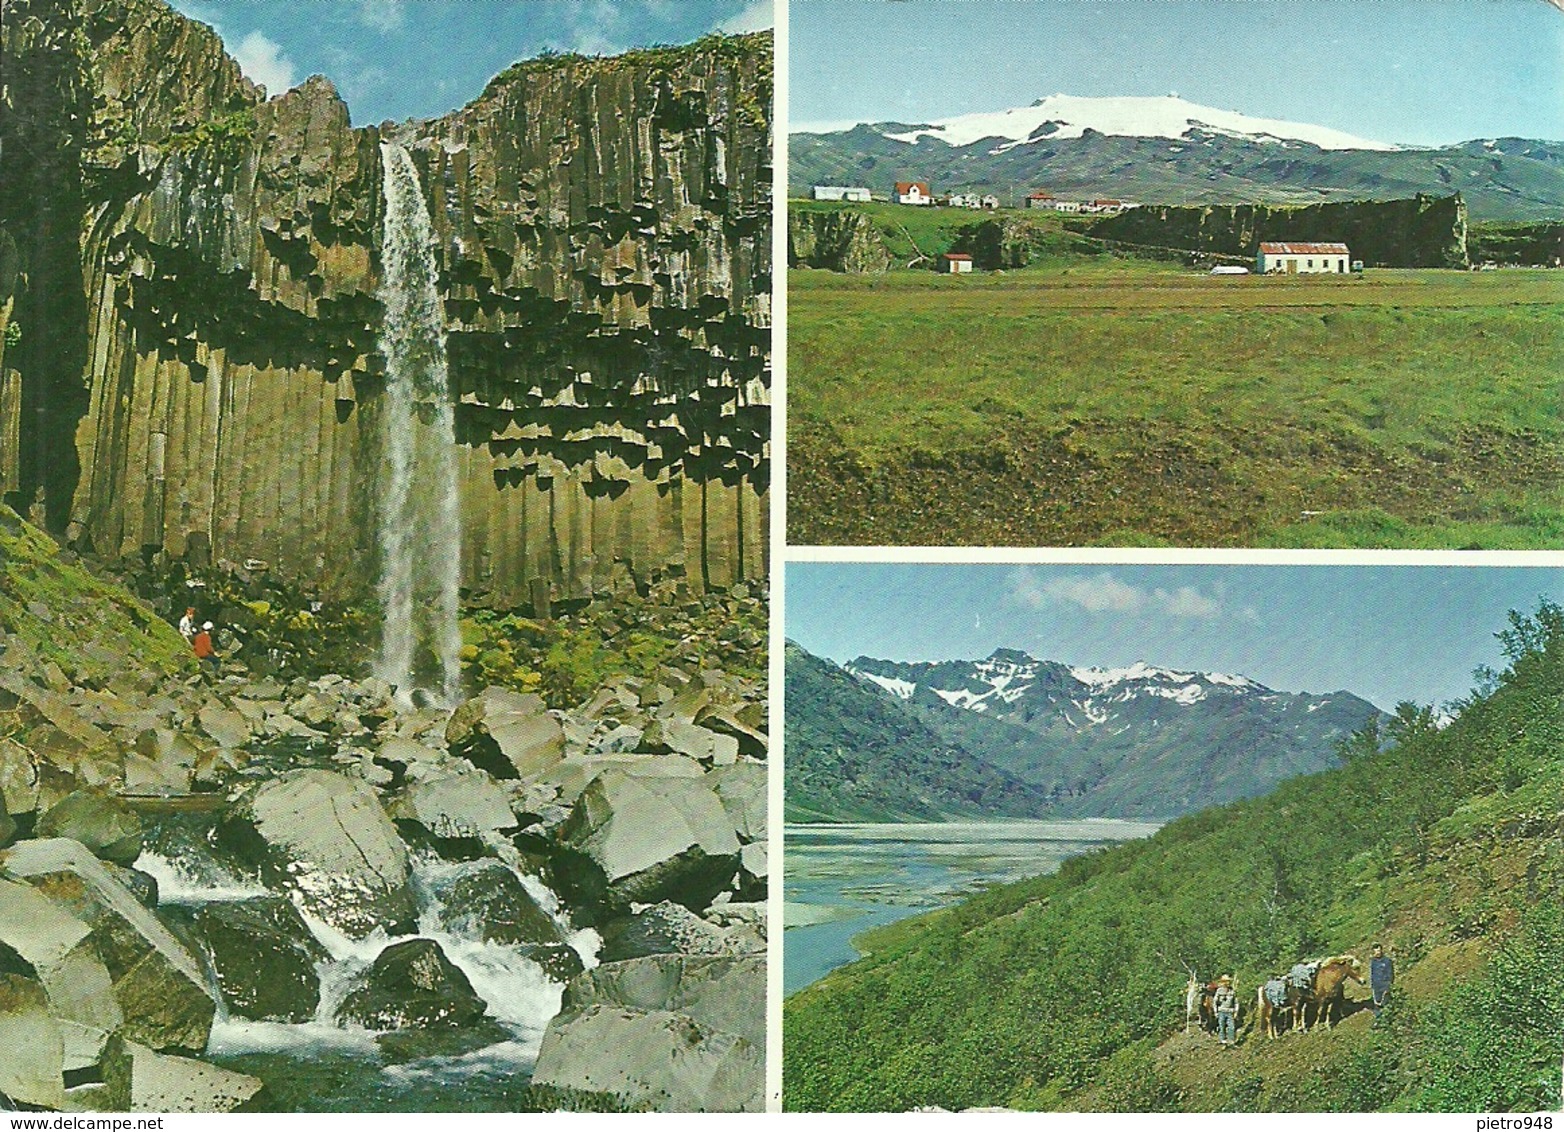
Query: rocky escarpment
0 506 766 1112
0 0 771 606
1087 193 1469 269
787 209 889 272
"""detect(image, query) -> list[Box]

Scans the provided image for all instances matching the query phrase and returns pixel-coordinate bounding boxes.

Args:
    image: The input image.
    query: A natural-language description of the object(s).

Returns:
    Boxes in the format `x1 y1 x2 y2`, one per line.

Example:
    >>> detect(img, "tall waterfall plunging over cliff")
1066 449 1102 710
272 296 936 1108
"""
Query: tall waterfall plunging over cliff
373 141 463 705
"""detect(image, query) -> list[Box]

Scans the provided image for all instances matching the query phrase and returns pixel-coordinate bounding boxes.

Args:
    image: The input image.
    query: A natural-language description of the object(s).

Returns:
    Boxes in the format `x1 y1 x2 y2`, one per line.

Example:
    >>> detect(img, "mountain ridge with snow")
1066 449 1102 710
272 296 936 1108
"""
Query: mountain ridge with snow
869 93 1399 153
789 644 1387 821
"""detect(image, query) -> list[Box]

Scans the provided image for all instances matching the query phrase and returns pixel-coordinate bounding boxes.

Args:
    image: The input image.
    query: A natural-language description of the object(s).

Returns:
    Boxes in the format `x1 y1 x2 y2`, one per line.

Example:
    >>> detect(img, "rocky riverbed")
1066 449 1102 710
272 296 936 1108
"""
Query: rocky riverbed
0 528 766 1112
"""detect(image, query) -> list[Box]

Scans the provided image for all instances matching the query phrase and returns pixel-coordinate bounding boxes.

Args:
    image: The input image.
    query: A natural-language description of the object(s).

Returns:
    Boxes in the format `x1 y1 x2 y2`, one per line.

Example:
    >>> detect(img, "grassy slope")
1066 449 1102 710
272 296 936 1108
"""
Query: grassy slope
788 265 1564 548
783 606 1564 1112
0 505 193 683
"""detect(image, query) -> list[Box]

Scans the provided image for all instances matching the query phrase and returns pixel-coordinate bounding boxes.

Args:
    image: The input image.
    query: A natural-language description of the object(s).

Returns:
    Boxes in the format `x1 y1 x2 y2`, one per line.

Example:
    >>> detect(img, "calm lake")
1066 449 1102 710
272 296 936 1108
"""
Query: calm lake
784 819 1161 994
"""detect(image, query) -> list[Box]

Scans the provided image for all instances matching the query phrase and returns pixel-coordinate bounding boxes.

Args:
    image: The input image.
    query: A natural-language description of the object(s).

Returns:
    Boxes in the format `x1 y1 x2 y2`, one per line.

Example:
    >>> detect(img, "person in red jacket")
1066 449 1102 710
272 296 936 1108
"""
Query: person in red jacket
192 621 219 669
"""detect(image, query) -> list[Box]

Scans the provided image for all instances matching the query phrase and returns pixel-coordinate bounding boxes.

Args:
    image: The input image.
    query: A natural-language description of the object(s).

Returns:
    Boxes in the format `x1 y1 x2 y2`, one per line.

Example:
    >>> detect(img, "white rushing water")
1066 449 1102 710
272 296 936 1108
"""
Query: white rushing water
373 140 463 707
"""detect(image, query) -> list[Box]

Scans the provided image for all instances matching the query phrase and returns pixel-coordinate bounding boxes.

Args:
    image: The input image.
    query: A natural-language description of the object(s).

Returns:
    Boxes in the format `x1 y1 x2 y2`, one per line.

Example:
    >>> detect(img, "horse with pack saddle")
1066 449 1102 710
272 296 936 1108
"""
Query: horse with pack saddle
1256 955 1364 1037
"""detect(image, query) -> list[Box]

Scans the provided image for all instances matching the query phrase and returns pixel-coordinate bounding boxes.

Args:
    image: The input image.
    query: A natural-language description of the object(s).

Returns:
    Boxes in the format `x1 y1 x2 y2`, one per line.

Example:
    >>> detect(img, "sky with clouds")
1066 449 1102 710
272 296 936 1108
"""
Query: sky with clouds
790 0 1564 146
785 563 1564 712
167 0 772 124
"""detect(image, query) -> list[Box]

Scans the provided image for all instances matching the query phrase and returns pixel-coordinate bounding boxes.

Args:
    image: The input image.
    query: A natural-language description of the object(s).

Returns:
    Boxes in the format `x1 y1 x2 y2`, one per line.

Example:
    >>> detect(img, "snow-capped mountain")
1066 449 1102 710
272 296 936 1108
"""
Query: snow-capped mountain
872 93 1397 153
788 96 1564 222
831 648 1385 820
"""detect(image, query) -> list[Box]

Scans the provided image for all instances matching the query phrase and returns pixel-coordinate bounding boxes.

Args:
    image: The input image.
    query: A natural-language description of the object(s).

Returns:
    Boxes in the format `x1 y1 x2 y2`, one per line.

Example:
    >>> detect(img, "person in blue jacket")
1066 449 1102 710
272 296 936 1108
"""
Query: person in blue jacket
1369 943 1394 1020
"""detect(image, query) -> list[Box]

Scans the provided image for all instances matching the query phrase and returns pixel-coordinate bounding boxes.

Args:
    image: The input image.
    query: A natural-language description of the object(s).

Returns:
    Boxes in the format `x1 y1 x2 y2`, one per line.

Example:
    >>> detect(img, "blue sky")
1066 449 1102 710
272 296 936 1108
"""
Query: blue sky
790 0 1564 146
786 563 1564 711
168 0 772 124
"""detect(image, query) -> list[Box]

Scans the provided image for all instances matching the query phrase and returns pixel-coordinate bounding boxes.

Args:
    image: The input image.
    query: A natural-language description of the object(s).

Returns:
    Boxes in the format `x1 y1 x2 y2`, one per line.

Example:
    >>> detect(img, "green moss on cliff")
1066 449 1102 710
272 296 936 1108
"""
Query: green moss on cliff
0 505 193 682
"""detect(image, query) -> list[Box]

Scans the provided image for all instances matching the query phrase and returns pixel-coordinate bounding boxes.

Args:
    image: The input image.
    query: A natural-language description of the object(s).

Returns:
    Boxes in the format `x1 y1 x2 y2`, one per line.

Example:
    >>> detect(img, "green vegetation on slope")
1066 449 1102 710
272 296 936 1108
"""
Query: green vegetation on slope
0 505 193 683
787 266 1564 548
784 602 1564 1112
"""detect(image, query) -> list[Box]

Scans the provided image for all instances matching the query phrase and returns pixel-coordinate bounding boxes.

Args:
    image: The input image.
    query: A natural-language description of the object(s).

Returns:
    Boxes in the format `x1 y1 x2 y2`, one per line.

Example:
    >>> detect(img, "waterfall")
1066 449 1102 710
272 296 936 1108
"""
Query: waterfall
373 141 463 706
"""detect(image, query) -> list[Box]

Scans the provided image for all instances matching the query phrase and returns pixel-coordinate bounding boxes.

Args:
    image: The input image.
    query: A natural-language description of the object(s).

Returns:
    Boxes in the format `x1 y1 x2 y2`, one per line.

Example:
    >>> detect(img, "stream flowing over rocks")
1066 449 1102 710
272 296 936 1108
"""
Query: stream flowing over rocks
0 625 767 1112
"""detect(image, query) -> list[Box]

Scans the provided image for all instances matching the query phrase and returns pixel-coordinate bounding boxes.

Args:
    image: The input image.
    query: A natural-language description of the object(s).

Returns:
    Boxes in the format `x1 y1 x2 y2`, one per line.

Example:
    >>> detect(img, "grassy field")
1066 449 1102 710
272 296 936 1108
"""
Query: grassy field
787 264 1564 547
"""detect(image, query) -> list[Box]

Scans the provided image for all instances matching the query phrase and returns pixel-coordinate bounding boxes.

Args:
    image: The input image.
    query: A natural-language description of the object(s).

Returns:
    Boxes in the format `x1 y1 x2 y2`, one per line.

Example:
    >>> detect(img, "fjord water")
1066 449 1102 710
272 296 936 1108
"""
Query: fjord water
374 141 463 707
784 820 1160 993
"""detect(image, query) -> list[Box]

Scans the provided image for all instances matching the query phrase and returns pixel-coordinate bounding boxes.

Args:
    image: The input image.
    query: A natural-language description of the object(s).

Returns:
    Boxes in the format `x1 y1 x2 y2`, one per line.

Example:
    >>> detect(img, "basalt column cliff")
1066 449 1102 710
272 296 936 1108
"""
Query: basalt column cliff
0 0 771 605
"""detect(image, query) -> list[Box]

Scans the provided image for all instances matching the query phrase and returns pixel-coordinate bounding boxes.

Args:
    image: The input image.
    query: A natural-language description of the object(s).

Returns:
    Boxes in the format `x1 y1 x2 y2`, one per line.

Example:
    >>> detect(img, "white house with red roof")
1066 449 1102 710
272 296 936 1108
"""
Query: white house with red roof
939 253 974 274
893 181 932 205
1257 241 1351 274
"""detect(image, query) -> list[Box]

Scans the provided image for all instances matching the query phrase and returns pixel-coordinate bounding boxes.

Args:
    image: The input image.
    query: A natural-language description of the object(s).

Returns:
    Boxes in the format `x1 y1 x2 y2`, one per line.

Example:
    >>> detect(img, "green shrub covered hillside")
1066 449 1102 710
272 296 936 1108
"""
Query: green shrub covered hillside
784 602 1564 1113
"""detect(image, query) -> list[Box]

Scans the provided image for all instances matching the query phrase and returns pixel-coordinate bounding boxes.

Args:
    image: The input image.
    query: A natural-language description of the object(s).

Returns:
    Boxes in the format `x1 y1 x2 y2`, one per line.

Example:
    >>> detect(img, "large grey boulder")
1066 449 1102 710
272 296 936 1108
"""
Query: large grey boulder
540 754 704 808
553 769 740 917
530 1005 762 1112
217 769 414 939
0 840 216 1057
706 762 765 843
0 973 66 1110
35 791 144 865
599 902 730 962
125 728 202 795
188 898 328 1023
335 938 487 1031
445 687 565 780
390 770 517 840
430 861 564 948
642 719 739 766
98 1037 262 1112
562 955 765 1046
196 704 251 750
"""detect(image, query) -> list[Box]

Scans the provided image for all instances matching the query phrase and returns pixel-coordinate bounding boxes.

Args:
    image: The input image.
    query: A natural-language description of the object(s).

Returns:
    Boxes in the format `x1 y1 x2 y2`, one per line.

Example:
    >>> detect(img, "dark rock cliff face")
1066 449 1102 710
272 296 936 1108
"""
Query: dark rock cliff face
0 0 771 605
1088 193 1469 269
787 209 889 272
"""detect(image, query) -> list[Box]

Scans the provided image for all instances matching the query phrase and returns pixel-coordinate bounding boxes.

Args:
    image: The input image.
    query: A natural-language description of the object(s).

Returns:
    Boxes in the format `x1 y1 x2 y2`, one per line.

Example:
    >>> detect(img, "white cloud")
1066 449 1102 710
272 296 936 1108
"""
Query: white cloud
1009 569 1239 622
358 0 405 33
232 29 296 97
1155 586 1221 620
717 0 773 33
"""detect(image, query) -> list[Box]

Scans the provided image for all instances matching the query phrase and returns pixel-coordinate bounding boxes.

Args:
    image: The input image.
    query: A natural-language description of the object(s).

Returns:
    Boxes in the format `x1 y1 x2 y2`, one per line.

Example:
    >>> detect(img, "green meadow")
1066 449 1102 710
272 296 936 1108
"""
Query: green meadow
787 261 1564 548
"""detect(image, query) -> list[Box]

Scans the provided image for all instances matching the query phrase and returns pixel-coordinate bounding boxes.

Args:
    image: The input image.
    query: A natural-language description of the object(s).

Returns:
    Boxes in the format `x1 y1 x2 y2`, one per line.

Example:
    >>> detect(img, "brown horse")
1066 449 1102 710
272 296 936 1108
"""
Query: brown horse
1304 955 1364 1030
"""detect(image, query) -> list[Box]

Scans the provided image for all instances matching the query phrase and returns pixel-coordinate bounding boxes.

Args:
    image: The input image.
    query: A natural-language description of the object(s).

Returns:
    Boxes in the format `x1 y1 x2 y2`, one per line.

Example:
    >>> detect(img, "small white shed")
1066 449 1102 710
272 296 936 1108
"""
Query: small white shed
1258 242 1351 274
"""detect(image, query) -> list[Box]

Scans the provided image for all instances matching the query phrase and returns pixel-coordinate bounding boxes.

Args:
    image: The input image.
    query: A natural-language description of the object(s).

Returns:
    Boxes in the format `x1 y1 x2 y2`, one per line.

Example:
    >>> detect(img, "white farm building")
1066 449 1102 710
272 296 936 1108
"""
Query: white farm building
893 181 932 205
1258 242 1351 274
812 185 872 202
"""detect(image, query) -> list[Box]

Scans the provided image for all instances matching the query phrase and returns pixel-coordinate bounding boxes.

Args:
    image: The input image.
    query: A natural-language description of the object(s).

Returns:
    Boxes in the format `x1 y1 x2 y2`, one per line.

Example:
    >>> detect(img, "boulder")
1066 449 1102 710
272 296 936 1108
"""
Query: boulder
190 898 328 1023
125 728 201 795
599 902 729 962
217 769 414 939
562 954 764 1046
196 704 250 749
390 770 517 840
0 841 216 1057
530 1005 762 1112
0 789 14 850
431 862 564 948
0 736 43 817
531 943 586 984
706 762 765 843
642 719 739 766
35 790 144 865
98 1037 262 1112
335 938 487 1031
694 706 767 759
540 753 704 808
0 973 66 1110
446 687 565 780
554 770 740 917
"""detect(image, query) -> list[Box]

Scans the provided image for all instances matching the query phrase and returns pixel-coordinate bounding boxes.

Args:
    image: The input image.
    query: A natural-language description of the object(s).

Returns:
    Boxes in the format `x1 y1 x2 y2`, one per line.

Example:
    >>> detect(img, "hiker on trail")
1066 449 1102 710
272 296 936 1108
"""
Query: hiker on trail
1213 974 1239 1046
1369 944 1393 1019
179 606 197 641
192 621 219 669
